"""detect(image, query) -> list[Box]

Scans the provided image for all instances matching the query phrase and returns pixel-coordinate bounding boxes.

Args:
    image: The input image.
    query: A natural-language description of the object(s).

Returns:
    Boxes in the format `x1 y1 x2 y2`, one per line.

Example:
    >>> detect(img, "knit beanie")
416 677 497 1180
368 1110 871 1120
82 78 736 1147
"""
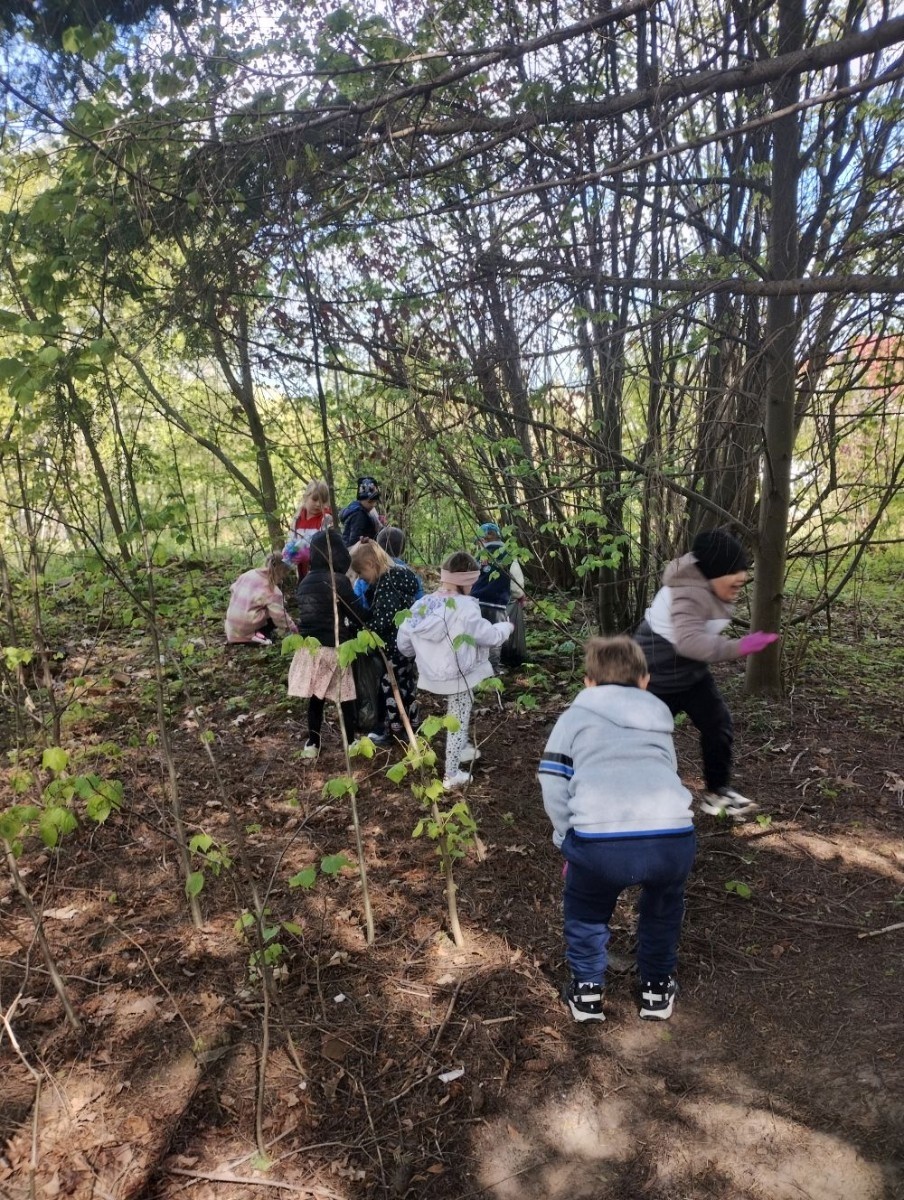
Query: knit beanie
478 522 501 539
691 529 748 579
357 476 380 502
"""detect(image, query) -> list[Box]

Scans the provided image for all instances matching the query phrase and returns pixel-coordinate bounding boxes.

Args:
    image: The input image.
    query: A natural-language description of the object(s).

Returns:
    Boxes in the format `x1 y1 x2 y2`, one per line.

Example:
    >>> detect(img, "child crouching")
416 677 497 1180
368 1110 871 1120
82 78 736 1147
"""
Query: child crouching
538 636 695 1023
396 551 512 790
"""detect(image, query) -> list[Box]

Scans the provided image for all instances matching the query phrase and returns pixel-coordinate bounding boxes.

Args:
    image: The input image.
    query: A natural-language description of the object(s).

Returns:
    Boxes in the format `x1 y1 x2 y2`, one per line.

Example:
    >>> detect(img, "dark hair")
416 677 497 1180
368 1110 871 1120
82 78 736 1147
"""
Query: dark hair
584 636 649 686
377 526 405 557
442 550 479 574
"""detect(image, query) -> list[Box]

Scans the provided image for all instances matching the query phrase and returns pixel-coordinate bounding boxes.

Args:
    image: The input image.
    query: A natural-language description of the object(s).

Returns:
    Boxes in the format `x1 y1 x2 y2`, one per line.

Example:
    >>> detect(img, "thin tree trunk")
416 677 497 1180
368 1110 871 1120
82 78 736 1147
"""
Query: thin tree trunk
747 0 805 697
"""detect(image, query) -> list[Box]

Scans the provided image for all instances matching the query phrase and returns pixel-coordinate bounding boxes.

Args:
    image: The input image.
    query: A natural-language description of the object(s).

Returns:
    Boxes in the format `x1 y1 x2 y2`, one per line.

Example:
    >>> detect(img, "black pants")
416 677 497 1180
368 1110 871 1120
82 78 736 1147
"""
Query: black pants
654 672 733 792
307 696 357 747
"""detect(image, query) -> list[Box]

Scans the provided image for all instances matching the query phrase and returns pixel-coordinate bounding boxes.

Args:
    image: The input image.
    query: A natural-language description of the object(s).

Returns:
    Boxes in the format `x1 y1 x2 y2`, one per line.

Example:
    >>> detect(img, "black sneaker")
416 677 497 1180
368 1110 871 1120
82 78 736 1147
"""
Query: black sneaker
564 979 605 1023
639 977 678 1021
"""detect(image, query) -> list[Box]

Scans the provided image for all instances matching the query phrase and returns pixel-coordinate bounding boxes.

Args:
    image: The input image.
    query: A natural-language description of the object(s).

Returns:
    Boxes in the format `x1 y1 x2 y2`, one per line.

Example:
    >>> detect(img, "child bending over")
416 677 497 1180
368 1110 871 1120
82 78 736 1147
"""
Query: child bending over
539 636 694 1023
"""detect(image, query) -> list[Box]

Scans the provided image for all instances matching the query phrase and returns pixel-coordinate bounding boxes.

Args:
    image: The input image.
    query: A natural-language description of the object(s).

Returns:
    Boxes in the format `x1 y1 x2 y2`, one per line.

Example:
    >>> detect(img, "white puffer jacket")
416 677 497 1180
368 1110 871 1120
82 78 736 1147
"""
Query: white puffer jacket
396 591 513 695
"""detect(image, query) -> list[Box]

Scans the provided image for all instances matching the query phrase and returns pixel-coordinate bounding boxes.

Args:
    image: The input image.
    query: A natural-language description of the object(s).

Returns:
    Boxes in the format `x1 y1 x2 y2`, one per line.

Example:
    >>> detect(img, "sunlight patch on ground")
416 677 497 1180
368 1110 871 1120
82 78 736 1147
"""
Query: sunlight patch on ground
473 1073 889 1200
756 829 904 886
474 1085 637 1199
655 1098 888 1199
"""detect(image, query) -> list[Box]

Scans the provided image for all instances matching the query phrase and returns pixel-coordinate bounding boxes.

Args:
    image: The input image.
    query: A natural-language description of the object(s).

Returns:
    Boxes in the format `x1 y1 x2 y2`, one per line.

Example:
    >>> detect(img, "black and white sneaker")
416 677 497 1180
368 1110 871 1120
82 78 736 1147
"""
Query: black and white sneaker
564 979 605 1023
639 977 678 1021
700 787 758 819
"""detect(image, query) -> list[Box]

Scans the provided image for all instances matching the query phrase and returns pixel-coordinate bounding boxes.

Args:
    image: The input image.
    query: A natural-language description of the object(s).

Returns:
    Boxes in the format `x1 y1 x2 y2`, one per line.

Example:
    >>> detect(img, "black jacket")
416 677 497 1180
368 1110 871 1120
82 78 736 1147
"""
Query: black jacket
339 501 378 547
296 531 364 646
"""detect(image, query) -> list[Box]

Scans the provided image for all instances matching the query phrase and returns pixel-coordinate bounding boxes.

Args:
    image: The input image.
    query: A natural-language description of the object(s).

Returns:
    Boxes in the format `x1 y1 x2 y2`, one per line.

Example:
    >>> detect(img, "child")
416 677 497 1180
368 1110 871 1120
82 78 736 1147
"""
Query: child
377 527 425 603
353 525 426 613
634 528 779 819
397 551 512 789
288 479 332 580
471 522 520 672
340 476 382 547
538 636 695 1023
349 541 421 743
225 554 298 645
288 530 365 759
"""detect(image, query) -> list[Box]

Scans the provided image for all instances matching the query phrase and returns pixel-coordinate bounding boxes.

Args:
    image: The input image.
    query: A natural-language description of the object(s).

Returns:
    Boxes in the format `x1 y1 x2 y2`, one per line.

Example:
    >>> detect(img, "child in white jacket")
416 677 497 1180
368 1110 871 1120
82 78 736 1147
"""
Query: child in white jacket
396 551 512 789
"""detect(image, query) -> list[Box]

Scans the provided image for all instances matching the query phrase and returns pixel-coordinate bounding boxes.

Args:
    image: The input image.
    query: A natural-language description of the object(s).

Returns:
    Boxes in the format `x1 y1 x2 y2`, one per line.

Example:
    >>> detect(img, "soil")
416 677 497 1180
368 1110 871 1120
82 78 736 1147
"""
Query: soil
1 591 903 1200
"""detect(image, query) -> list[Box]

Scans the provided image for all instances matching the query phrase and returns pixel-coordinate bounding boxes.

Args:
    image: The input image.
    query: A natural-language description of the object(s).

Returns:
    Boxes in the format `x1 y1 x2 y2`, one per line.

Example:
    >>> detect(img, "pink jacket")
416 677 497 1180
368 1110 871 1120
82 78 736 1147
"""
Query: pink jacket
225 568 297 643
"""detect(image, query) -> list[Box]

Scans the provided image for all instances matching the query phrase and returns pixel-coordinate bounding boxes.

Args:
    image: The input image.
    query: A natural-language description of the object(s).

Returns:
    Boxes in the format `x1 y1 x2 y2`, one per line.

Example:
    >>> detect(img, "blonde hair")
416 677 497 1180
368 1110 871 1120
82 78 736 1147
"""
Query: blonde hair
350 540 393 578
265 552 290 590
300 479 329 512
584 636 649 686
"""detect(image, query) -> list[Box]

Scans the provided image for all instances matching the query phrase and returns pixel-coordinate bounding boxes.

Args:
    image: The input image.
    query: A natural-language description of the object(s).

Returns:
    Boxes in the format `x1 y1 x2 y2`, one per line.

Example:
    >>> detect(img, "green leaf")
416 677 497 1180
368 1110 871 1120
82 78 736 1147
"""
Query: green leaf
412 819 425 837
289 867 318 889
386 763 407 784
189 833 214 854
186 871 205 898
283 920 303 936
320 853 350 876
350 736 375 758
419 715 444 739
42 747 69 774
322 775 358 799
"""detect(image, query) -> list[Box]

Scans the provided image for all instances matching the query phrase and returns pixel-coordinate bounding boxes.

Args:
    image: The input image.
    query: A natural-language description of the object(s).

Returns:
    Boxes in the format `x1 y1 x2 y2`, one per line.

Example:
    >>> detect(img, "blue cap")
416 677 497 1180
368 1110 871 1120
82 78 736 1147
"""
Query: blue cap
478 522 501 538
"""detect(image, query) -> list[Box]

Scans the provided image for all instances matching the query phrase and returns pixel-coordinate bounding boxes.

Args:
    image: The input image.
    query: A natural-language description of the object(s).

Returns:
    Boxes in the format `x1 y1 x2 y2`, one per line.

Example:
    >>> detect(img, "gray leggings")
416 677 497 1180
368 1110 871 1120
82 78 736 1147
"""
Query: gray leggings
445 690 474 777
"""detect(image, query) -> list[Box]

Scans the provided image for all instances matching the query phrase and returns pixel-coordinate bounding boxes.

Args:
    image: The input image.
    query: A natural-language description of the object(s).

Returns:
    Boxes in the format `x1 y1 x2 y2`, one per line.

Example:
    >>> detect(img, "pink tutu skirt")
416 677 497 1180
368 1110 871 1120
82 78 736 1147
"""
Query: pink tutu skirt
287 646 356 703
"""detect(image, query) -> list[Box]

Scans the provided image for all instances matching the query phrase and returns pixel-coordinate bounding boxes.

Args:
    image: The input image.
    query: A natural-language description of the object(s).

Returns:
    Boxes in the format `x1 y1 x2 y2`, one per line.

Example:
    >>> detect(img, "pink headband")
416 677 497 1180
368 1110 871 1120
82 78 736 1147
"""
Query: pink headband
440 569 480 587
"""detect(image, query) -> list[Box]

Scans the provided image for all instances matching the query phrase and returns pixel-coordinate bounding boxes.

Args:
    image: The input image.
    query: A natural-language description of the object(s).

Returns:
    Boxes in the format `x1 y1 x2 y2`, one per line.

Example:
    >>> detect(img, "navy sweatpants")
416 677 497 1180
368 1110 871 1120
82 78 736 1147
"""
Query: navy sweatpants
562 828 696 984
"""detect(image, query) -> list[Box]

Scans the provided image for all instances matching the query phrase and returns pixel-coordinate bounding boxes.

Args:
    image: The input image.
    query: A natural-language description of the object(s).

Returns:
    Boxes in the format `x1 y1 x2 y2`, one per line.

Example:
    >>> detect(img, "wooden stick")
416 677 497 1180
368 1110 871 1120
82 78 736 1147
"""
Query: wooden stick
165 1168 341 1198
857 921 904 939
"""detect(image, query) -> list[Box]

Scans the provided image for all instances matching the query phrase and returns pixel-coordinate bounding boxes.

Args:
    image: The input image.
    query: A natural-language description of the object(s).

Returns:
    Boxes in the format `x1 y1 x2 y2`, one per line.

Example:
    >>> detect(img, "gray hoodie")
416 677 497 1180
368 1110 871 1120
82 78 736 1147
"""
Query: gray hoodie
538 685 693 846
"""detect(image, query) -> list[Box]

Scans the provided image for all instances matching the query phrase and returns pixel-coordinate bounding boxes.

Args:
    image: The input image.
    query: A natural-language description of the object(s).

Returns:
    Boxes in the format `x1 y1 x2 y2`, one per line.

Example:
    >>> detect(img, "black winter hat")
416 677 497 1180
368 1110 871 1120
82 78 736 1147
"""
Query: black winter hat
691 529 748 579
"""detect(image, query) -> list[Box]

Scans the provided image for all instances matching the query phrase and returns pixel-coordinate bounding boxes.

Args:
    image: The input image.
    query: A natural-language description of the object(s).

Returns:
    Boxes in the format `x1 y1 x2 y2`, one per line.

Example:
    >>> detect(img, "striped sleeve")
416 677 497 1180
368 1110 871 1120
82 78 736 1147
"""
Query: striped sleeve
538 715 574 845
538 751 574 779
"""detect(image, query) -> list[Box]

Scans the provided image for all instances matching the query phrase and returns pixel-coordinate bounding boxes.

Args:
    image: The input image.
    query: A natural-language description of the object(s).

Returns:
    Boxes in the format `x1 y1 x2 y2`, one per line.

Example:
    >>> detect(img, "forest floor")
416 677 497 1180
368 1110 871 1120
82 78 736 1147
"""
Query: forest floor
1 567 903 1200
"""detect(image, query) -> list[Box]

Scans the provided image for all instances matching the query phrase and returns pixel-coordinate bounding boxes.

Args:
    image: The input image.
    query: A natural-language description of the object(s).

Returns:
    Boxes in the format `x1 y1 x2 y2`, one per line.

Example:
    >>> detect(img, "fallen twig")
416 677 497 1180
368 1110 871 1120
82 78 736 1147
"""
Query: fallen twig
165 1168 341 1198
430 978 464 1053
857 921 904 939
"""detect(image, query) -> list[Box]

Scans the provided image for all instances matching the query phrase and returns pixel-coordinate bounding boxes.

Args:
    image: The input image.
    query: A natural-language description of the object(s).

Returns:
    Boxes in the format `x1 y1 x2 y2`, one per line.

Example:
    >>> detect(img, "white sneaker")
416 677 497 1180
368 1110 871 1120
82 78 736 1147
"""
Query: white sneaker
458 744 482 764
700 787 758 819
442 770 472 790
299 741 320 761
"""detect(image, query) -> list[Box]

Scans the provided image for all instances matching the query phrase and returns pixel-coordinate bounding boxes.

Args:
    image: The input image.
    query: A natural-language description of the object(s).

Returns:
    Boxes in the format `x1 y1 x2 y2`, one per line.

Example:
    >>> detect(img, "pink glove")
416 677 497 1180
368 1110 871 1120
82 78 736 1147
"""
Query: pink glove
737 631 780 656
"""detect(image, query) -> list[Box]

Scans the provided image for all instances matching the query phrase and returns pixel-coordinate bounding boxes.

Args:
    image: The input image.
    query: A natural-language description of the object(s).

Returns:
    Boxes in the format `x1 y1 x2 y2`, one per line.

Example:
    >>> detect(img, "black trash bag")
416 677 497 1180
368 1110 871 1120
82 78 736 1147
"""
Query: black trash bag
500 599 527 667
353 651 383 733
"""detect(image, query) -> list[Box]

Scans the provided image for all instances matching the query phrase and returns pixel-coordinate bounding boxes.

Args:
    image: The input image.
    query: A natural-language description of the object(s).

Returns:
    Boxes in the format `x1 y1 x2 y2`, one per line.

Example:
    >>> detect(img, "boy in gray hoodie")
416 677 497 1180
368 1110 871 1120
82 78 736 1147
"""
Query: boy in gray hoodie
539 636 694 1023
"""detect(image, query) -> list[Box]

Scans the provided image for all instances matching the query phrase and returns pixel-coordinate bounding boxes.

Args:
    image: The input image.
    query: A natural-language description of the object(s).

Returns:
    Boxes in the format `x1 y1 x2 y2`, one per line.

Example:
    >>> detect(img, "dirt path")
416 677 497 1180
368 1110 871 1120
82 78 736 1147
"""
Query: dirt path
1 628 902 1199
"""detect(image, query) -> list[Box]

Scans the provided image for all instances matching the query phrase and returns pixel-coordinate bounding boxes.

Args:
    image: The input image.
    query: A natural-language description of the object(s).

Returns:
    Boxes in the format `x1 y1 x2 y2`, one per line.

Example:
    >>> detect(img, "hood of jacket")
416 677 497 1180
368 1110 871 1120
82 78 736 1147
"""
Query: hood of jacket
570 683 674 735
309 529 351 574
663 552 712 590
403 592 474 642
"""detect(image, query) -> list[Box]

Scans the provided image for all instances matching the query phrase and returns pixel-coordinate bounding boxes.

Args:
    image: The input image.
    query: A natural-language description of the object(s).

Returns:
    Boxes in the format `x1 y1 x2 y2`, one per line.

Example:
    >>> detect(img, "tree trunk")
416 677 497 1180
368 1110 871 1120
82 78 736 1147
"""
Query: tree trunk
747 0 805 697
